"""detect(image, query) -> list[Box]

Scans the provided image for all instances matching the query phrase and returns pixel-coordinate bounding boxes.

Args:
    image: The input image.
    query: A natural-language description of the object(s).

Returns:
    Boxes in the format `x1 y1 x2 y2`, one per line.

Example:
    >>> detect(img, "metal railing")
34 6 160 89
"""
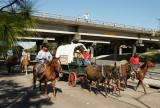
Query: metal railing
32 11 158 33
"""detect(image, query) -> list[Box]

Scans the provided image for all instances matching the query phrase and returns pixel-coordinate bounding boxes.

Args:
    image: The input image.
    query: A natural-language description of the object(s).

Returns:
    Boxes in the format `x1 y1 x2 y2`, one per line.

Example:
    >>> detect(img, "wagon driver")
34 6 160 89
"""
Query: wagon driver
82 49 91 65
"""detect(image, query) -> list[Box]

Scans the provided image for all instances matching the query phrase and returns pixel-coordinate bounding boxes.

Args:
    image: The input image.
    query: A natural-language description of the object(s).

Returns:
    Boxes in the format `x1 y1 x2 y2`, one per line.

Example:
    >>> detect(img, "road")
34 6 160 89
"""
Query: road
0 60 160 108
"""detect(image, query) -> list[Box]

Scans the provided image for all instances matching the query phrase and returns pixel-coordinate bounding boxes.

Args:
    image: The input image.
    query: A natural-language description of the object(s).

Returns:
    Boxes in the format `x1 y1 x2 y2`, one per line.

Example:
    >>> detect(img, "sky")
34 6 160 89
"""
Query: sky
34 0 160 30
17 42 36 49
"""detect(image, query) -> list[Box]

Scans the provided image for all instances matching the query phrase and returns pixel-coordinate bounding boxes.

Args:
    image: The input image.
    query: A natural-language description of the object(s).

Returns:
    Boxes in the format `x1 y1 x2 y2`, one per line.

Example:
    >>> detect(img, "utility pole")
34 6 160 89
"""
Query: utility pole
158 19 160 31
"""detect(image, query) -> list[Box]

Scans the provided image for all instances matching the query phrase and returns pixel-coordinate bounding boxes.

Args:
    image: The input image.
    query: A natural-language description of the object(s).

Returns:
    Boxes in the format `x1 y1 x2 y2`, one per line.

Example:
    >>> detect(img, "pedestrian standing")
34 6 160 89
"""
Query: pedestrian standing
84 12 89 22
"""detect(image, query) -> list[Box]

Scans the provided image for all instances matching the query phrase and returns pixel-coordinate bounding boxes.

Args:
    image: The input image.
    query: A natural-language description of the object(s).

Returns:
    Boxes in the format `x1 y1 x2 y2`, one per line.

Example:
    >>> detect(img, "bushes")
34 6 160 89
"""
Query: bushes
140 52 160 63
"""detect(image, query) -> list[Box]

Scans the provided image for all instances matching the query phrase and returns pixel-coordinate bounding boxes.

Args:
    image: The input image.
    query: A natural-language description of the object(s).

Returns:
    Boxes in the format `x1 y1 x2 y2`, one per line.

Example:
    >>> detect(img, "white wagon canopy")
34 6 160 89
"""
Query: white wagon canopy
56 43 87 64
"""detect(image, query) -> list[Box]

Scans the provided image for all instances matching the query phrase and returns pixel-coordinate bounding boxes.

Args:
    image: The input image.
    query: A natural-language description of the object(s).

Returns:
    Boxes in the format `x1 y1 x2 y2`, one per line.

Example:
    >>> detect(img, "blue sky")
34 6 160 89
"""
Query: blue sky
17 42 36 49
35 0 160 30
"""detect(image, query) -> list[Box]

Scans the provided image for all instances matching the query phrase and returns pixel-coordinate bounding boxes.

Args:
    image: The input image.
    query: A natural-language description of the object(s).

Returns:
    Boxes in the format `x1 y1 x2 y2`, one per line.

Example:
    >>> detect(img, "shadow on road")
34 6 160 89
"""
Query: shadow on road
0 79 55 108
0 60 62 108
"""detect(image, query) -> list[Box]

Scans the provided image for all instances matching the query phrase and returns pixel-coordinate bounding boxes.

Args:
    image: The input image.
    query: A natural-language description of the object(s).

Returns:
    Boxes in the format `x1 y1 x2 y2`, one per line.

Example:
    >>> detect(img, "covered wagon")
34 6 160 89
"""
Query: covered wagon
56 43 88 86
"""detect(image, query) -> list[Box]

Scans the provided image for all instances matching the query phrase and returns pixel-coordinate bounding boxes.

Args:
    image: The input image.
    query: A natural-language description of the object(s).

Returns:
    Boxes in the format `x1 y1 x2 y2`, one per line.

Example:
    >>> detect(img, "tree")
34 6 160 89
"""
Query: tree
0 0 37 52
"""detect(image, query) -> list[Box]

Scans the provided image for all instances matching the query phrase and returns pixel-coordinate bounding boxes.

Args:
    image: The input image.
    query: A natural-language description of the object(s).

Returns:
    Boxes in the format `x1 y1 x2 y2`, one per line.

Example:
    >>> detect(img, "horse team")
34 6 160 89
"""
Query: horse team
83 60 155 97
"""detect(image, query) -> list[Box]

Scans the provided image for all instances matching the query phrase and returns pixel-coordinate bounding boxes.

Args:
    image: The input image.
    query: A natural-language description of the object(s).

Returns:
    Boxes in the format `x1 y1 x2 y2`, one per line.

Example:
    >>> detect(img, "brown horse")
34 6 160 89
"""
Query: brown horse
21 53 30 75
119 61 132 89
103 60 130 96
33 57 62 99
83 65 105 94
134 60 155 93
83 64 116 97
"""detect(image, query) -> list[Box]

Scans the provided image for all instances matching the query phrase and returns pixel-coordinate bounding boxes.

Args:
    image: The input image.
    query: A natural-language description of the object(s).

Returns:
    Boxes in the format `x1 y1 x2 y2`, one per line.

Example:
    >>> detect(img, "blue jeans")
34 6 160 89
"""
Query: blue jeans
83 59 91 65
77 59 81 65
132 64 138 71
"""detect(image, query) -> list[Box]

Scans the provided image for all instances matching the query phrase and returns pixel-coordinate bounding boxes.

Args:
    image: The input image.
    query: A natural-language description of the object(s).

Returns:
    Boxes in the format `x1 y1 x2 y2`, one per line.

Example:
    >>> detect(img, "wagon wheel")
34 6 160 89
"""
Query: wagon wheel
68 72 77 87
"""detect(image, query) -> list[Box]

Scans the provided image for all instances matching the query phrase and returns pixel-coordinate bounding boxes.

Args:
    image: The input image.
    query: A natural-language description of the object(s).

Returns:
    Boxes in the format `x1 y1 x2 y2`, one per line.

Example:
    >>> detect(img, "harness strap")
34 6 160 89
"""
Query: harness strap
101 65 105 78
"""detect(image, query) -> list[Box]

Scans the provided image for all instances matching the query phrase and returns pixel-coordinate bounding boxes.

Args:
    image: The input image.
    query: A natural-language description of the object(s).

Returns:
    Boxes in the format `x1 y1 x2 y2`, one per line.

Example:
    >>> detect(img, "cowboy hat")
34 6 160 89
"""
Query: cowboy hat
42 43 49 48
83 49 88 52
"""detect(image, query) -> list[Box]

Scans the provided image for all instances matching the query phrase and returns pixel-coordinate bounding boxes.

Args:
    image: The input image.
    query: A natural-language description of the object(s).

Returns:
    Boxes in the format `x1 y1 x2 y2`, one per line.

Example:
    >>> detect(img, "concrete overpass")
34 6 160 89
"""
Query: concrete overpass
24 11 160 59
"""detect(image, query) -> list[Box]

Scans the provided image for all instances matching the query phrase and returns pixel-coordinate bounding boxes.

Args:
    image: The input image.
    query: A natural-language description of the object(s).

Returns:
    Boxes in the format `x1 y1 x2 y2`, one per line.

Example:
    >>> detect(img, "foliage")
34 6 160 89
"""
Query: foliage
29 42 58 54
140 52 160 63
0 0 37 51
48 42 58 52
29 45 37 54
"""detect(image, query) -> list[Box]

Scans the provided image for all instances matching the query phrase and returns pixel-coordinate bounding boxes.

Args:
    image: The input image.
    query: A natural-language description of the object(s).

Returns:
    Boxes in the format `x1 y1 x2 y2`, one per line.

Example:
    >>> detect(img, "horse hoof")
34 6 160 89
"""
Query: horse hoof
118 94 121 97
52 97 56 100
33 87 36 90
44 94 49 97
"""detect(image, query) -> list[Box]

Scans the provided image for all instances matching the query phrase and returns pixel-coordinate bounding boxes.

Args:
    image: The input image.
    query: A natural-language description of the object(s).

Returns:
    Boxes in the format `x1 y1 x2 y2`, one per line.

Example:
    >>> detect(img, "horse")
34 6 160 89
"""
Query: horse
118 61 132 89
33 57 62 99
83 65 105 95
103 60 130 96
83 64 118 97
6 55 19 74
133 60 155 93
21 53 30 75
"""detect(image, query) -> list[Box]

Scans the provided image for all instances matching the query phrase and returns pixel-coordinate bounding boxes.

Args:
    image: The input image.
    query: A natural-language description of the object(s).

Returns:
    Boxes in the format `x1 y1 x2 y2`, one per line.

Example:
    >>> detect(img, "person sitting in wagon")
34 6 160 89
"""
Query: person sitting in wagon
74 50 83 65
82 49 91 65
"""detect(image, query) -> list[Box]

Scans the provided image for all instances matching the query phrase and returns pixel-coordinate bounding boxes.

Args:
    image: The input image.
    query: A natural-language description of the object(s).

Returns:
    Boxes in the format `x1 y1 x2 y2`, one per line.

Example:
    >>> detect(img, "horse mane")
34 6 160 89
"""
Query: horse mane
140 59 152 69
140 62 146 69
47 59 54 66
47 57 58 66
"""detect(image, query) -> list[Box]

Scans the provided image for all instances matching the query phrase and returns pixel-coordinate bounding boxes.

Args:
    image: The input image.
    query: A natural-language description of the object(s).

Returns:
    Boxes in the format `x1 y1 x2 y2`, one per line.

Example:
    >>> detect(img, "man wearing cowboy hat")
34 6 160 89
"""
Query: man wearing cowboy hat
36 43 52 73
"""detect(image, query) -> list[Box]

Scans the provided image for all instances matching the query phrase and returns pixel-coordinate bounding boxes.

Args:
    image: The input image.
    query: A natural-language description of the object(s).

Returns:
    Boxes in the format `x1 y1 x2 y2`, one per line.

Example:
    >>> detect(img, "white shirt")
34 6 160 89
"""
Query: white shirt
84 13 89 20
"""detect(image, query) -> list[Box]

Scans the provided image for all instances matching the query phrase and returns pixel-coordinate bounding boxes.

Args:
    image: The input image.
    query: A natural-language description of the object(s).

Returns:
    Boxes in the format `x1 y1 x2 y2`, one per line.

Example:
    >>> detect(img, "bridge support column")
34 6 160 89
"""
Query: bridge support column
90 47 94 59
56 35 74 46
119 45 122 54
132 45 136 55
68 36 73 43
36 40 43 53
37 45 40 54
113 44 118 60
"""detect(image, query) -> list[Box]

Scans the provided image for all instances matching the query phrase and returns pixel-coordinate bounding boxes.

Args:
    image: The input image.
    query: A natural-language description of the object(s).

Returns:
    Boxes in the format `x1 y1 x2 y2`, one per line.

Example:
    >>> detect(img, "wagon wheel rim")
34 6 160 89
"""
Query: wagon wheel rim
68 72 77 87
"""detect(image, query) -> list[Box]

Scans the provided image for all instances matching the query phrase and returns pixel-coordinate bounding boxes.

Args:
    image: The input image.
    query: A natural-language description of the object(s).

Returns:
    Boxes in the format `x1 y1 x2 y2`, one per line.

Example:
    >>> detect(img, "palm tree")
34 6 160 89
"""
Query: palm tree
0 0 37 52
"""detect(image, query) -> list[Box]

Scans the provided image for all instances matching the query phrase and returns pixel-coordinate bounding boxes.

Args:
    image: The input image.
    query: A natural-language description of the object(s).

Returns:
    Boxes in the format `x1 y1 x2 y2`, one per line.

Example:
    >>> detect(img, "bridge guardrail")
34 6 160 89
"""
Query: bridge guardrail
32 11 157 33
